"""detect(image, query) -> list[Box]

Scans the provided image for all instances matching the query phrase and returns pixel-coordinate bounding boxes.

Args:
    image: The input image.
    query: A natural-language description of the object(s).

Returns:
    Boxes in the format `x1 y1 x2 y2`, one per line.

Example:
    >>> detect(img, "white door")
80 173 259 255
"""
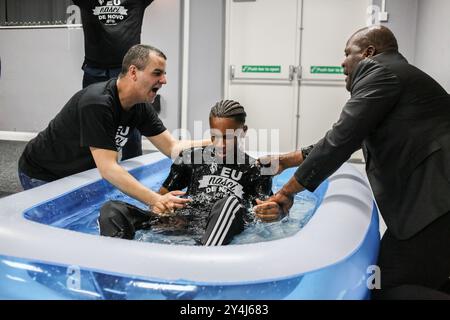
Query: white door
224 0 301 153
297 0 371 155
225 0 372 157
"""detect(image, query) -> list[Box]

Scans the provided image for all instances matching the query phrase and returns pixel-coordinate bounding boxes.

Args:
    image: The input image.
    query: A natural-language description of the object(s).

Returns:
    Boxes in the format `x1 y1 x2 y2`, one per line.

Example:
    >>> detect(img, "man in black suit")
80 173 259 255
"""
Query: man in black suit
254 25 450 299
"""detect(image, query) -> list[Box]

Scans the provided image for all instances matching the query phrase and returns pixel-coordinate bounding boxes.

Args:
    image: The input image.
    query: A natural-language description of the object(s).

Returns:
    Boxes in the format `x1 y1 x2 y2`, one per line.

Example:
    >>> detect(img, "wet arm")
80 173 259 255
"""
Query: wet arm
90 147 189 212
147 130 210 160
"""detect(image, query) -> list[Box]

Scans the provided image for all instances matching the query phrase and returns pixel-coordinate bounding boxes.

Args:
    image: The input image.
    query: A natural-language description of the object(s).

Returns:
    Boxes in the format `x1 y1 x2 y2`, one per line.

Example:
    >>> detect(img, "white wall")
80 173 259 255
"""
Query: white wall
0 27 84 132
415 0 450 91
2 0 449 135
373 0 419 63
141 0 181 132
373 0 450 92
0 0 182 133
187 0 224 137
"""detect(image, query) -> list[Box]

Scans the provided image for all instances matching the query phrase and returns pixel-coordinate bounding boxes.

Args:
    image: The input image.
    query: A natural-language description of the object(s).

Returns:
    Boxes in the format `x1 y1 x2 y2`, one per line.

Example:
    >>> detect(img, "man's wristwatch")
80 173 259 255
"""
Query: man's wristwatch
301 144 314 160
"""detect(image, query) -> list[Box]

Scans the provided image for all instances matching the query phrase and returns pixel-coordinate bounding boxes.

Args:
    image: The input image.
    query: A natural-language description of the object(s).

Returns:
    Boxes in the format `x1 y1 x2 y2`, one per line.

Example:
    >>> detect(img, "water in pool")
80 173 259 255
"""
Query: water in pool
7 161 329 299
50 165 319 245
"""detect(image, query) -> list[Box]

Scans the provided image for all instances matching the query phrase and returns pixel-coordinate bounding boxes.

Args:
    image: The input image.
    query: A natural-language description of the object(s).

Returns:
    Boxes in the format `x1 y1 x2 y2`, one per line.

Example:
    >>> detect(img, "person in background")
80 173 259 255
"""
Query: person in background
254 25 450 300
73 0 156 160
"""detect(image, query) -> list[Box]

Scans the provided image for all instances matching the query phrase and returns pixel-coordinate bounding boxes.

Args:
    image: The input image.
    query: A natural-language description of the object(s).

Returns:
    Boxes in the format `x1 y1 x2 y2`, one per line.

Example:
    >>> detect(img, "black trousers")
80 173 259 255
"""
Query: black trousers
372 212 450 300
98 196 246 246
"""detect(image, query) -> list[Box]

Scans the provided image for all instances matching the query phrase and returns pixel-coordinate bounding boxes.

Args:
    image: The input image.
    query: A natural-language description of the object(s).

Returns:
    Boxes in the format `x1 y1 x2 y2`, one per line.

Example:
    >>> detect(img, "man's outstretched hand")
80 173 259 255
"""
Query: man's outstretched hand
257 150 304 176
257 154 286 176
253 176 305 222
254 193 293 222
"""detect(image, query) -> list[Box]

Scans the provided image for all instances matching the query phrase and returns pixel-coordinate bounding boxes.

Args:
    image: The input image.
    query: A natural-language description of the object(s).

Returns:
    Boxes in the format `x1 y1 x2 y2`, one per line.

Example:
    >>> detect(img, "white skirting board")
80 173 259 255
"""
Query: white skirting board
0 131 157 151
0 131 38 142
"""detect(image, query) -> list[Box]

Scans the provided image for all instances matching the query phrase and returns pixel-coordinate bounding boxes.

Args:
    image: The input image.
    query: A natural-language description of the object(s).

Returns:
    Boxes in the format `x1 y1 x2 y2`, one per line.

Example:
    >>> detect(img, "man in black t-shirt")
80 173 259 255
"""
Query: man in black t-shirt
19 44 206 215
73 0 153 73
73 0 155 160
99 100 282 245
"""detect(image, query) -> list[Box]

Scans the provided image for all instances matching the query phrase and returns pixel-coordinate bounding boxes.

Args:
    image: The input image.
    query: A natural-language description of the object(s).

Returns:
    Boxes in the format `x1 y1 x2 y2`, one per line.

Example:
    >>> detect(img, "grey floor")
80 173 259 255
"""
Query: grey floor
0 140 26 198
0 140 154 199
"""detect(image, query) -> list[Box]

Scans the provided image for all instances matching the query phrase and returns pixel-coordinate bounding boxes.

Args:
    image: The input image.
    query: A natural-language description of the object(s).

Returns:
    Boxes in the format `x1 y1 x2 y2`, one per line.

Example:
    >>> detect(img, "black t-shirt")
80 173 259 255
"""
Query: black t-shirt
157 146 273 243
162 146 273 215
19 79 166 181
73 0 154 68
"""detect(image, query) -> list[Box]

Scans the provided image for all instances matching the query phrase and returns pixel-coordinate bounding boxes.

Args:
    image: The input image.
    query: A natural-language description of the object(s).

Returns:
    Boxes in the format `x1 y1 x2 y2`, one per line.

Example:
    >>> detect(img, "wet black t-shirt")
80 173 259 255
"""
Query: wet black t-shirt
19 79 166 181
73 0 154 68
161 146 273 228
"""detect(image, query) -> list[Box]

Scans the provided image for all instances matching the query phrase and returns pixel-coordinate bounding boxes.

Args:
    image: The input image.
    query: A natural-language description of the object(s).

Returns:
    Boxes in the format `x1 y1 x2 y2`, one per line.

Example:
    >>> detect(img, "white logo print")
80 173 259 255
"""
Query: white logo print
93 0 128 25
198 176 244 199
115 126 129 150
198 167 245 199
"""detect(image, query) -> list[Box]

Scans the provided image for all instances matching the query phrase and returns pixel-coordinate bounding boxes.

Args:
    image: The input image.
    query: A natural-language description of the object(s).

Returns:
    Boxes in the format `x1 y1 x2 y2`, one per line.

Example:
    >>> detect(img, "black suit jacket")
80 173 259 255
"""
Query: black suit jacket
295 51 450 240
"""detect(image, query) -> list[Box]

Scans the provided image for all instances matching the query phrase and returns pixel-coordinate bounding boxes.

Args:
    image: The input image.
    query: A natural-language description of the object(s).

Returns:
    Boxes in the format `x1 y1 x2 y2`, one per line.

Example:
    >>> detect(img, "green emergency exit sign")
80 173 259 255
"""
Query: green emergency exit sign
242 65 281 73
310 66 344 74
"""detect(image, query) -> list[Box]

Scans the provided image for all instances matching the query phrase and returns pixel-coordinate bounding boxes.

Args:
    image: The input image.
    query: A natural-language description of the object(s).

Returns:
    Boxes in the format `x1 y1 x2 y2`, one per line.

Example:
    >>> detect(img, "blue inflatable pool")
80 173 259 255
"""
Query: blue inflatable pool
0 152 379 299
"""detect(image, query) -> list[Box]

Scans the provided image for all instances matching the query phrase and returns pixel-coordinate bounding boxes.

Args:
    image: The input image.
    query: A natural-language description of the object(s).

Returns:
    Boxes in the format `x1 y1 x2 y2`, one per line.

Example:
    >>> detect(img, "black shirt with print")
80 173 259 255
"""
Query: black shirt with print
19 79 166 181
73 0 154 68
162 146 273 220
159 148 274 243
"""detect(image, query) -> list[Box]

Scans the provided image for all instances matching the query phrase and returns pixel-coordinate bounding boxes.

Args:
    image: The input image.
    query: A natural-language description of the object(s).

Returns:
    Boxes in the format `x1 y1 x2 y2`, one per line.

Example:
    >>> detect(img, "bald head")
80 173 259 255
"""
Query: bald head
342 26 398 92
348 25 398 54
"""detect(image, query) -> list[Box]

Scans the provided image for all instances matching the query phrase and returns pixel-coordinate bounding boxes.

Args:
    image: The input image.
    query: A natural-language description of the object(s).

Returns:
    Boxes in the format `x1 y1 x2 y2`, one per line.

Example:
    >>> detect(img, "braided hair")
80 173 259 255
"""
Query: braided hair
209 100 247 124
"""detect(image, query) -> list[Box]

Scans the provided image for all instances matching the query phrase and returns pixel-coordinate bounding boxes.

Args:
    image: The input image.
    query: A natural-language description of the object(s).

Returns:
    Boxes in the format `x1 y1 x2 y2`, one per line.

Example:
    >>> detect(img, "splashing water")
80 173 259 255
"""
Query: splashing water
53 190 317 246
46 163 320 246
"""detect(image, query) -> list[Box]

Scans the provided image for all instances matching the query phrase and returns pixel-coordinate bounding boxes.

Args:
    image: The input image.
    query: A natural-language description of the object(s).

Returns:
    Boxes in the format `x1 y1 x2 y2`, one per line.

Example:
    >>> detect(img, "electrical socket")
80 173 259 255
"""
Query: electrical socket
379 11 389 22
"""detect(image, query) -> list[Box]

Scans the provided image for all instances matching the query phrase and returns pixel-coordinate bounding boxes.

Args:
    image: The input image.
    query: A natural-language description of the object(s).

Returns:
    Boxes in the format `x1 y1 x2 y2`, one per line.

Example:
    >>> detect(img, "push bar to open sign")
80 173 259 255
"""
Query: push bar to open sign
230 65 296 81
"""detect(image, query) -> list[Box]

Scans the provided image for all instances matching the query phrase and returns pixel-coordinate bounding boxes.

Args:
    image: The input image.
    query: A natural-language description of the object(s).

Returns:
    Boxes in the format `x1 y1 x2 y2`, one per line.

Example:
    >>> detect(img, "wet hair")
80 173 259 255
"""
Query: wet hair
209 100 247 124
350 25 398 53
120 44 167 76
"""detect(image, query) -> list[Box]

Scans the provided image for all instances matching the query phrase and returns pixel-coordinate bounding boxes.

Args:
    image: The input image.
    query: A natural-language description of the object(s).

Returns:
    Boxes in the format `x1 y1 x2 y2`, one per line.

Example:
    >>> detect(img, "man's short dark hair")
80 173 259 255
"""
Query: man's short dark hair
120 44 167 76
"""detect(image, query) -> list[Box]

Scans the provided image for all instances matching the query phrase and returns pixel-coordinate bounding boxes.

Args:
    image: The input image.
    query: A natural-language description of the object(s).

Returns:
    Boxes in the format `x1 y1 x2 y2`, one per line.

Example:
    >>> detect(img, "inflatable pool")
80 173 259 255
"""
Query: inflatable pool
0 152 379 300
